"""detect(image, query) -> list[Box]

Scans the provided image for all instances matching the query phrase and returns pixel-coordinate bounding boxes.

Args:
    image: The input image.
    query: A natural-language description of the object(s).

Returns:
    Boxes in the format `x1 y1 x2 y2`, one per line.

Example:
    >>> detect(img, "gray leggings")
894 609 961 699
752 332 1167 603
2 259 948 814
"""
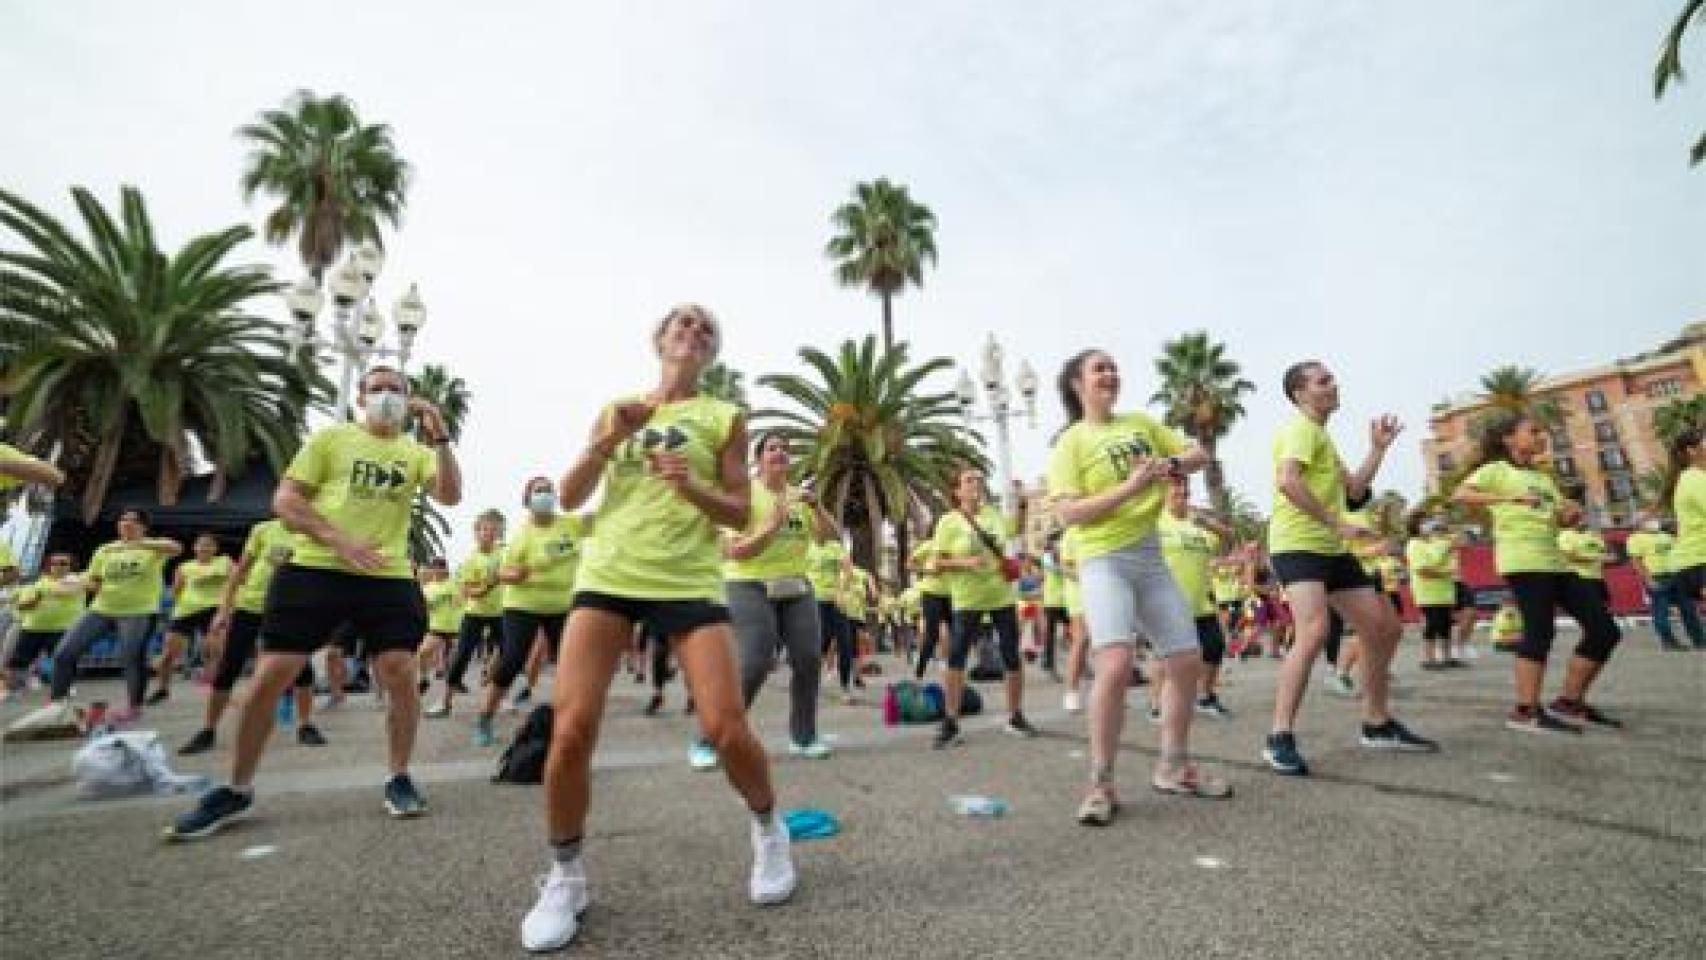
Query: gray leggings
727 580 822 746
52 612 156 705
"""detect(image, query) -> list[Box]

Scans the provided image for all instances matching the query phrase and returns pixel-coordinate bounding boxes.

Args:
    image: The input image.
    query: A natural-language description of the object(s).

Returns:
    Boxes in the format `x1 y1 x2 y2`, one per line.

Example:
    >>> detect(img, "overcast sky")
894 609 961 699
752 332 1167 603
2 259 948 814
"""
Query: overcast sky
6 1 1702 554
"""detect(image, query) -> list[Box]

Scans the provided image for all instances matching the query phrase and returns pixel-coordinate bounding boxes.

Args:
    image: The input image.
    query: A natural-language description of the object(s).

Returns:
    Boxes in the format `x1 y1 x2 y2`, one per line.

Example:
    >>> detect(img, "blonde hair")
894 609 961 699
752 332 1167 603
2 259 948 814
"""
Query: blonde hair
652 303 722 362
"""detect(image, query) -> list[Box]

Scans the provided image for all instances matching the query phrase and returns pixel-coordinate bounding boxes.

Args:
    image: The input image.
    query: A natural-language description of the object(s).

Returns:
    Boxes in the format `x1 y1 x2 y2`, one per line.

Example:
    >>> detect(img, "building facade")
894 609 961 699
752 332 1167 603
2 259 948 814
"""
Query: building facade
1422 323 1705 528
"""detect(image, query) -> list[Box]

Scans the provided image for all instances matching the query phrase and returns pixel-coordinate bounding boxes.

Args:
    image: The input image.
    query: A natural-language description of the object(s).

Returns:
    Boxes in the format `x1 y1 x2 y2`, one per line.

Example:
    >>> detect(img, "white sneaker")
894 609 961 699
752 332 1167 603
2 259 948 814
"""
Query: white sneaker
688 741 719 771
1324 673 1357 698
749 819 797 905
520 861 590 952
1062 689 1083 713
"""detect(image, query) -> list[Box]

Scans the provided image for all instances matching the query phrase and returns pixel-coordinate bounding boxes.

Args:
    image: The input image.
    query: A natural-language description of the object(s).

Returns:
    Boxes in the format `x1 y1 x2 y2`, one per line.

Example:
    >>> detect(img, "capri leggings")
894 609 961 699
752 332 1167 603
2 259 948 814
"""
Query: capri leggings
1194 615 1226 667
1505 571 1621 664
948 606 1021 672
915 593 953 679
817 600 855 689
446 614 503 688
491 609 568 691
1420 605 1453 641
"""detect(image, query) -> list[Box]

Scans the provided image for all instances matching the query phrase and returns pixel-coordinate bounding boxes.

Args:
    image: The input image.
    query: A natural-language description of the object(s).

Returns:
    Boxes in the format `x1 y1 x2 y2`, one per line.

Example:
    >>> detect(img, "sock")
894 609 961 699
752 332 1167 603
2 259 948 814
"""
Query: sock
551 836 582 865
751 806 775 828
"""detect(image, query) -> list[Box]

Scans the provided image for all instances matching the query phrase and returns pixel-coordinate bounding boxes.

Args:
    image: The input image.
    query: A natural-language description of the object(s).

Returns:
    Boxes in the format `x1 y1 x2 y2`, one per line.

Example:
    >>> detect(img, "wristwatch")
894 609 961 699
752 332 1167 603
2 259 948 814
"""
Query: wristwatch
1165 456 1182 477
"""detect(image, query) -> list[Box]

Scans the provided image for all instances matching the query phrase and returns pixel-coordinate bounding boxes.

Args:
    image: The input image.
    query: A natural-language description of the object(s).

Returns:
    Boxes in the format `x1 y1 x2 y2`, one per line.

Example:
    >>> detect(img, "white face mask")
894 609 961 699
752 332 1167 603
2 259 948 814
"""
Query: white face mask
528 490 557 515
1642 520 1661 532
365 391 407 426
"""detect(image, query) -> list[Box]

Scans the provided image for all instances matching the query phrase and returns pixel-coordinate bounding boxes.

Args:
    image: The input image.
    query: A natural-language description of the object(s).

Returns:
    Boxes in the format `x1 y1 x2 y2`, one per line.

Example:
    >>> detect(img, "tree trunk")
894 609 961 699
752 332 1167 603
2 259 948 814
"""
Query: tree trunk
880 291 894 353
80 431 123 524
1202 436 1227 510
861 471 885 586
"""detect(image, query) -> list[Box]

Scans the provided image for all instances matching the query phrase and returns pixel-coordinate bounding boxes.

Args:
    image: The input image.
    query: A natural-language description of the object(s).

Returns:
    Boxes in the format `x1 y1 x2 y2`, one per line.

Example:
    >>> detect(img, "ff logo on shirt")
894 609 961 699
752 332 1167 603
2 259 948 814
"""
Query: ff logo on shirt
102 553 147 582
1101 435 1155 479
349 459 411 501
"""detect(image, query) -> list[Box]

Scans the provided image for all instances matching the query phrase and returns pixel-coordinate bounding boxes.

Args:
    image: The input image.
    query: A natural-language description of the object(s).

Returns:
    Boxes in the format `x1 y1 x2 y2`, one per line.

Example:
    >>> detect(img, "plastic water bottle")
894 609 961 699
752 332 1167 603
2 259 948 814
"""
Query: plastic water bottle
949 795 1008 817
276 692 295 729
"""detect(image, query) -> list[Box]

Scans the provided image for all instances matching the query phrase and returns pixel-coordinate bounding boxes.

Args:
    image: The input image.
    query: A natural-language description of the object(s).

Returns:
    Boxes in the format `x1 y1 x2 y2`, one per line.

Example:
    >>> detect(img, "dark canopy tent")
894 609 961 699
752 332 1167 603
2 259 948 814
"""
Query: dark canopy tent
45 463 281 570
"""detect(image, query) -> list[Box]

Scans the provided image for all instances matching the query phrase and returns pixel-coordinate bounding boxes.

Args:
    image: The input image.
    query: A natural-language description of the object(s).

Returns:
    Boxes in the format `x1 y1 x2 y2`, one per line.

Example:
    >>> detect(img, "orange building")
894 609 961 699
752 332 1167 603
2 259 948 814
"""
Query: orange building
1423 322 1704 528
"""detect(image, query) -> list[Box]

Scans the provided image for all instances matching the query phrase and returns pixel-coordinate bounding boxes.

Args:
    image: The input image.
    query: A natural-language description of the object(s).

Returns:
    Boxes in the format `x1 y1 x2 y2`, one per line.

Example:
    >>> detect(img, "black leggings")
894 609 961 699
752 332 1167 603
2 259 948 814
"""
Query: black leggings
490 609 568 691
1042 606 1069 671
948 606 1021 672
212 611 314 692
1323 610 1346 666
1506 572 1621 665
447 614 504 688
817 601 855 689
1194 615 1226 667
1421 605 1453 641
915 594 952 679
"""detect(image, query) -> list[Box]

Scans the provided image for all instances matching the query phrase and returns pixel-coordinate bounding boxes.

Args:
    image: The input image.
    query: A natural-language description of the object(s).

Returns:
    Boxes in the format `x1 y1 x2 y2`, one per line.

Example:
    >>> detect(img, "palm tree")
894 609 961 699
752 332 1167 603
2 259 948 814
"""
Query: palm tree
699 361 748 409
824 179 938 351
1368 489 1410 539
0 185 331 522
1655 0 1706 167
1653 394 1706 446
754 336 987 579
237 89 411 281
406 363 472 564
1213 486 1267 546
1149 332 1255 508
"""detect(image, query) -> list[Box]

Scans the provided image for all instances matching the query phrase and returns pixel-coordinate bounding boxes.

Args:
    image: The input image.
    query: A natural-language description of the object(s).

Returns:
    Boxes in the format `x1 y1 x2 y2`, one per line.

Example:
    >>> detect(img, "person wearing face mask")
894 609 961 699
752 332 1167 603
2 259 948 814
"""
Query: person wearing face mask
1454 411 1623 733
719 430 841 764
472 476 586 748
1626 511 1703 650
1406 514 1460 670
167 366 460 839
149 533 233 704
429 510 508 717
520 305 795 952
48 507 182 724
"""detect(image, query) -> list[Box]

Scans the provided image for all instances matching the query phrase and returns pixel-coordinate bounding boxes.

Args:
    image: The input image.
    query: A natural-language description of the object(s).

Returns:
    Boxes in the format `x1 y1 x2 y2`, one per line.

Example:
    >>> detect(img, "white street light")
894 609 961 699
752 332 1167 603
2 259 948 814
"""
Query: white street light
284 277 324 325
351 240 385 285
356 300 384 347
956 370 977 410
285 250 429 422
393 283 427 338
329 258 368 312
958 332 1037 517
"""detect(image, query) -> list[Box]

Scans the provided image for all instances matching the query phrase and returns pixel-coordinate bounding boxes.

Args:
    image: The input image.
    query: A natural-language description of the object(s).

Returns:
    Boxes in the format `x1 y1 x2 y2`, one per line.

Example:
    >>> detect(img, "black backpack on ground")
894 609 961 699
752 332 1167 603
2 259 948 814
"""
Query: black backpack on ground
493 705 554 784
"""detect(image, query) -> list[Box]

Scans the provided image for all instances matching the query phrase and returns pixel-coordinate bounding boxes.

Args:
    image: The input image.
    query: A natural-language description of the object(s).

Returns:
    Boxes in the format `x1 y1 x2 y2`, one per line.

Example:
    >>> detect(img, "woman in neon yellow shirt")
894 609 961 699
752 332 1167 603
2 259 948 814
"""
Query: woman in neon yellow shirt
1453 411 1623 733
1047 349 1230 825
1405 514 1461 669
521 305 794 952
1667 426 1706 611
151 532 234 704
4 553 86 693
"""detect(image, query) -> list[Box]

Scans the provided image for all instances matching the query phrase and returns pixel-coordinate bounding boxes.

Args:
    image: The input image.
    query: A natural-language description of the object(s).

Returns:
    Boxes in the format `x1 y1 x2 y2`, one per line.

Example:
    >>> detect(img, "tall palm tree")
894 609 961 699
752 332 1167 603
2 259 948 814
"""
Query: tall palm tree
406 363 472 564
0 185 331 522
699 361 748 409
824 179 938 351
1655 0 1706 167
1477 365 1545 411
1149 331 1255 508
755 336 987 579
237 89 411 282
1214 486 1268 546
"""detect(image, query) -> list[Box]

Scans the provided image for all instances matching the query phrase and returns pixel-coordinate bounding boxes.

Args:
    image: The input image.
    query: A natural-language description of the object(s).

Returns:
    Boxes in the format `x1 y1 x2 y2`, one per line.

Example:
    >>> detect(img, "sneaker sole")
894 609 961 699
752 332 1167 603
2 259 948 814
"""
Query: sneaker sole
384 801 429 819
1260 748 1309 776
1503 720 1580 735
750 879 797 906
163 809 247 842
1359 737 1438 753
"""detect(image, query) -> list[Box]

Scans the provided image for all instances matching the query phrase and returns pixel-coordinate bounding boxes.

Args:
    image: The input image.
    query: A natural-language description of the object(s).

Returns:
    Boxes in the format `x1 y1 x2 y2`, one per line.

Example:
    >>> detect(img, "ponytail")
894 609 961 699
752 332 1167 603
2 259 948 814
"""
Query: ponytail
1056 349 1098 426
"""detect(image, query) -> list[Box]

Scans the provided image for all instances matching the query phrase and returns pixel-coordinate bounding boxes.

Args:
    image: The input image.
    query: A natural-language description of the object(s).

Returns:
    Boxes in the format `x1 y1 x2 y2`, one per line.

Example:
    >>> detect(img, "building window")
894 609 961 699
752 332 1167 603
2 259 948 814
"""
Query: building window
1607 474 1634 500
1554 455 1576 477
1598 448 1626 470
1593 421 1617 444
1436 453 1455 473
1646 378 1682 399
1585 389 1608 413
1548 426 1572 450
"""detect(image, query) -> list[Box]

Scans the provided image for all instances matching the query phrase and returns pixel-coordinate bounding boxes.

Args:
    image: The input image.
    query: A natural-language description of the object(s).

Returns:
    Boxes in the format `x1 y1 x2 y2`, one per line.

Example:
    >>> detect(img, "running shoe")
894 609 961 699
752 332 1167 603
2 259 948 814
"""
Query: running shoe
164 786 252 842
1358 719 1440 753
1062 689 1083 714
1194 695 1232 719
473 717 497 748
145 688 170 706
1076 789 1117 827
512 687 532 710
1420 660 1446 671
933 718 962 749
749 818 797 905
1324 673 1357 698
788 738 832 759
297 724 328 747
1548 698 1624 730
1005 713 1039 738
383 773 429 818
520 860 589 953
643 693 663 716
178 728 216 756
423 703 451 719
1262 732 1310 776
417 677 430 695
1504 707 1581 735
688 740 719 771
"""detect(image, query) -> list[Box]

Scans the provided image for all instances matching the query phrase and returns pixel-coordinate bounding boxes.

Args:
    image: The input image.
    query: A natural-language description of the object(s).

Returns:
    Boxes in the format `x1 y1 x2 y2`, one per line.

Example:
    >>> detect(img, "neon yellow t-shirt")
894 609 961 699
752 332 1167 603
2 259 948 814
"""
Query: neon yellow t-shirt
0 443 29 492
934 505 1015 612
1268 413 1349 556
424 579 465 634
842 568 873 620
89 542 168 617
1375 556 1404 594
899 586 921 619
173 556 234 618
1674 466 1706 570
17 578 86 632
576 396 739 603
1158 513 1219 618
1405 536 1457 607
724 482 814 581
1042 559 1065 608
0 541 16 571
1046 412 1188 560
456 546 506 618
807 540 846 603
235 520 293 614
1625 530 1677 579
503 513 586 615
283 423 438 579
912 541 948 597
1491 605 1523 643
1211 559 1248 604
1557 529 1607 581
1464 460 1565 575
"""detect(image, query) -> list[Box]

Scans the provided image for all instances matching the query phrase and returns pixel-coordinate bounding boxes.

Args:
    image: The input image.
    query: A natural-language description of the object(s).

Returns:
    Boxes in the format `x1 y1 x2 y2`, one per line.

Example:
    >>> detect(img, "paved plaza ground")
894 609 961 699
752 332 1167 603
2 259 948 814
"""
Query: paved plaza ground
1 629 1702 959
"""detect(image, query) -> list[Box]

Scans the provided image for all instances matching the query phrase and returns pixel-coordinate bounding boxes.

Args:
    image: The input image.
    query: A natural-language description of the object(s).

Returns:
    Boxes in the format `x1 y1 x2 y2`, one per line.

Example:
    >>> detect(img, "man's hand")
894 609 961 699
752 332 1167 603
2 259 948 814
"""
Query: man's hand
409 398 449 443
650 451 693 494
331 533 386 572
596 400 656 453
1371 415 1404 451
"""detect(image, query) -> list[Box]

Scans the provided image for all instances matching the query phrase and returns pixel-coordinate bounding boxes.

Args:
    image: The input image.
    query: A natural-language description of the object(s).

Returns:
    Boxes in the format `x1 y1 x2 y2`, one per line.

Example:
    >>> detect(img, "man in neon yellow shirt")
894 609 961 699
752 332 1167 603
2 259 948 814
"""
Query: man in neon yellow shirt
1669 427 1705 612
1263 360 1437 778
1626 513 1703 649
431 509 507 717
150 533 234 705
168 366 461 840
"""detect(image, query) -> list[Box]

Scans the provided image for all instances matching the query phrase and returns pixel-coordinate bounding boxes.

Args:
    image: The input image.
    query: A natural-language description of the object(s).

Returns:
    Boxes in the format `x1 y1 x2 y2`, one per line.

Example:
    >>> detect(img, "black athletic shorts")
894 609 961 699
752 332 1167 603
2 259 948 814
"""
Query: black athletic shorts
572 590 729 639
1270 552 1373 594
1453 582 1474 610
1675 564 1705 604
167 607 217 635
261 564 427 656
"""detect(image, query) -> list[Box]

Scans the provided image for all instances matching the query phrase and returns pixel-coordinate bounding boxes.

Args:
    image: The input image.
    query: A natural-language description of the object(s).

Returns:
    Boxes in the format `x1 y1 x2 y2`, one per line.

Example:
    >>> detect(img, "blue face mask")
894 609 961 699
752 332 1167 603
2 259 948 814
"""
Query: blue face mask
528 490 557 515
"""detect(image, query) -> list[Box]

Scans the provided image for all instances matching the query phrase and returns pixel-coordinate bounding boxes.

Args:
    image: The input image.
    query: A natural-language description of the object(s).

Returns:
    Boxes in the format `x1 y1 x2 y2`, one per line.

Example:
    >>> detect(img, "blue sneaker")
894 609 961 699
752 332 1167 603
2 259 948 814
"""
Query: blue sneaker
163 786 252 842
383 773 429 818
688 740 719 771
473 717 496 748
1262 732 1310 776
